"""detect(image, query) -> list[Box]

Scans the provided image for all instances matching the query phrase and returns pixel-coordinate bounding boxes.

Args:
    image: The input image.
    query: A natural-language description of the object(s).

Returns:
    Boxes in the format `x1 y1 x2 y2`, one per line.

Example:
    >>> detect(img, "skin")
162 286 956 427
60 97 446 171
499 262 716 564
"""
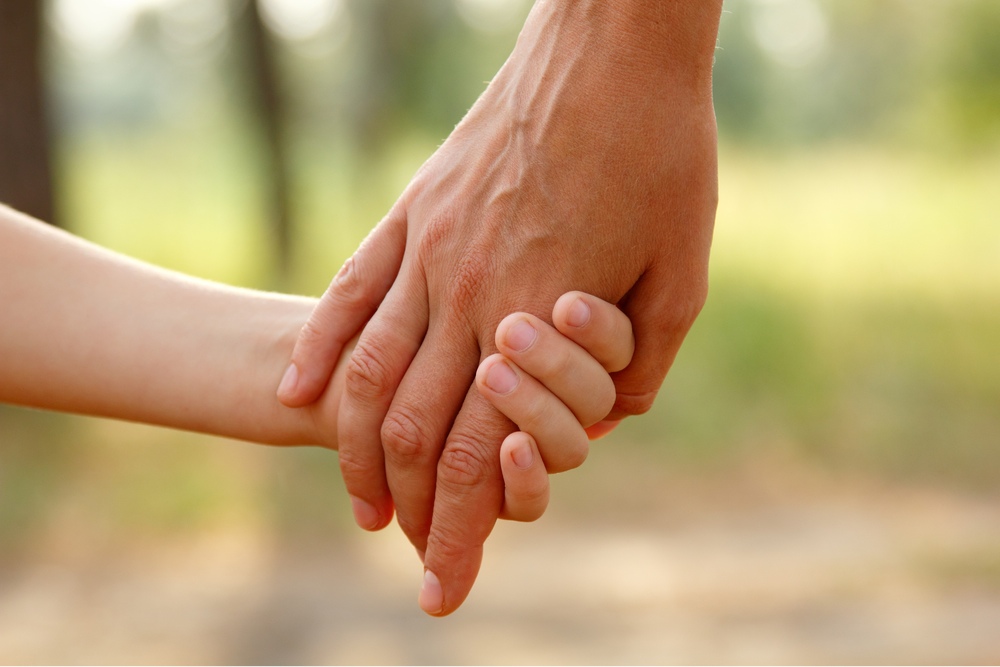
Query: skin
0 204 327 445
279 0 723 615
0 205 632 528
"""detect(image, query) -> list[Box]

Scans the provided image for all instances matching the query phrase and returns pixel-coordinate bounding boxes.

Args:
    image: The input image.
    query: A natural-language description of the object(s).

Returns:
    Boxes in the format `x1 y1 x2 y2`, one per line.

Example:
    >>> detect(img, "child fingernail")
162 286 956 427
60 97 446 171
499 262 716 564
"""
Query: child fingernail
277 363 299 397
350 496 381 530
511 439 534 469
506 319 537 352
486 360 519 394
566 298 591 328
419 569 444 615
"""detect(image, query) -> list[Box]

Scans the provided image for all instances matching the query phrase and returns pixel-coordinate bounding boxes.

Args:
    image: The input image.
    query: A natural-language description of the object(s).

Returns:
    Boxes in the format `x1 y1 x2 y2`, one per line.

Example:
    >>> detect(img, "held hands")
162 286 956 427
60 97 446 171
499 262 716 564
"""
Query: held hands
287 292 634 612
280 1 720 616
423 292 634 612
478 291 635 522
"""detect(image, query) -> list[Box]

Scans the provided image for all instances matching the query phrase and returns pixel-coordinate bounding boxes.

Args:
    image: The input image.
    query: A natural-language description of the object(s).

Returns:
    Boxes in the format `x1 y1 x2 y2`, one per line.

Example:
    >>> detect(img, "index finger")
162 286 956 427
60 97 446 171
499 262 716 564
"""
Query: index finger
418 385 511 616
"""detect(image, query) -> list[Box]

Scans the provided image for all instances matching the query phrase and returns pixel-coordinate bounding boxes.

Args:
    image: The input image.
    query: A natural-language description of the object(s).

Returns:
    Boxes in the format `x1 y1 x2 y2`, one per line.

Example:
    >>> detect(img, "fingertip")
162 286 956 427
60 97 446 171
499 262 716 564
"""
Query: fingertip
280 212 408 408
276 358 334 408
350 495 394 531
420 542 484 617
493 313 520 352
553 291 634 374
553 291 590 330
585 419 622 440
500 430 539 469
276 362 300 404
508 432 535 469
279 314 347 408
476 354 520 396
475 353 506 389
419 569 445 616
499 432 549 523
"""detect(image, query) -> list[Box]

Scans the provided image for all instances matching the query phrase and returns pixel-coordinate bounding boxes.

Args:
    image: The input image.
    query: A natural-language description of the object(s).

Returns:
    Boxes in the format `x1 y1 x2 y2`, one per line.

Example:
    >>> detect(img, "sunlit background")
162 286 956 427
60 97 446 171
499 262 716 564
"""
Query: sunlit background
2 0 999 662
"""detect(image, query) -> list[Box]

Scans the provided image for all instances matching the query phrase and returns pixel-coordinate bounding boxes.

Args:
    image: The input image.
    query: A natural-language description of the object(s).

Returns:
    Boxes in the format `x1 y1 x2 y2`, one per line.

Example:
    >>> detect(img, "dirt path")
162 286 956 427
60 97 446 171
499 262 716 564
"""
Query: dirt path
2 467 999 664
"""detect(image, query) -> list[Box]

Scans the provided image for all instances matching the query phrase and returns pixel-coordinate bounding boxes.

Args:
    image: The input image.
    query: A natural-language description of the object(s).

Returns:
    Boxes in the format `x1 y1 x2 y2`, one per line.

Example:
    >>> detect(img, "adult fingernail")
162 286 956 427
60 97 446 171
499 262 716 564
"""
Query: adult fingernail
277 363 299 398
419 569 444 616
334 255 355 287
350 496 381 530
511 439 534 469
566 298 591 328
485 360 518 395
506 319 537 352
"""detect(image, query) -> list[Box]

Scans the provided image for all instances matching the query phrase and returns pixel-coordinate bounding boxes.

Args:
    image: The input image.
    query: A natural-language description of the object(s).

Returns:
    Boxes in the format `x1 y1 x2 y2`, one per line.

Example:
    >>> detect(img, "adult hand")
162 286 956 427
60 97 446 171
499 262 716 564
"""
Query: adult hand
279 0 723 615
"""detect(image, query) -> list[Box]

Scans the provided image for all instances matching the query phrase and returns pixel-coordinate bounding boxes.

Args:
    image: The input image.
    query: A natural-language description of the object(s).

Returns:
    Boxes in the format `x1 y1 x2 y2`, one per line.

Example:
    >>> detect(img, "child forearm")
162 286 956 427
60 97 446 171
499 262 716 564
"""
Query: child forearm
0 205 325 446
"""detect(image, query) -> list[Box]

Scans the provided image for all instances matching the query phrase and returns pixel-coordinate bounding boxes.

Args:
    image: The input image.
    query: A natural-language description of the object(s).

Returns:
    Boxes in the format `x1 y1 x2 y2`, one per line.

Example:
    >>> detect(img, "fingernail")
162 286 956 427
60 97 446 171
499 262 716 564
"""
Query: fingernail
277 363 299 397
511 439 534 469
485 360 519 395
566 298 591 328
334 256 355 287
419 569 444 615
505 319 537 352
350 496 381 530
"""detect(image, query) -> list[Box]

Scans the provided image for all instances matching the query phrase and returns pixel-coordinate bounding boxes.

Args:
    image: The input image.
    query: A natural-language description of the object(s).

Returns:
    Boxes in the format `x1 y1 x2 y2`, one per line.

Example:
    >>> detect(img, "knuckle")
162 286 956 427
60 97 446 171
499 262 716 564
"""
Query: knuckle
415 212 496 329
515 483 548 510
416 211 457 260
450 252 492 318
507 491 547 523
381 407 431 465
326 256 371 310
437 436 495 489
425 523 478 565
518 393 550 431
669 282 710 334
337 446 371 482
542 342 575 380
344 341 394 402
330 255 359 293
296 318 328 348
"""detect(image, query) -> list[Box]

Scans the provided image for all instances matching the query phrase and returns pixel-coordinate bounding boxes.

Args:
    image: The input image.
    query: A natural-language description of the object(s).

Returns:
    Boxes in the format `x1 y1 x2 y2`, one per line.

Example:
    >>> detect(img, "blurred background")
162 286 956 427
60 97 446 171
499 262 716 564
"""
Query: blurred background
1 0 999 662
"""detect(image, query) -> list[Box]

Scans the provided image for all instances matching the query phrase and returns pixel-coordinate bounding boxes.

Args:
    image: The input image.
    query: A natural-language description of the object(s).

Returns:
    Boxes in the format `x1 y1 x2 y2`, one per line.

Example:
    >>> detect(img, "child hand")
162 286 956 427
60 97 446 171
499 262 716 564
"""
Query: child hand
475 291 635 522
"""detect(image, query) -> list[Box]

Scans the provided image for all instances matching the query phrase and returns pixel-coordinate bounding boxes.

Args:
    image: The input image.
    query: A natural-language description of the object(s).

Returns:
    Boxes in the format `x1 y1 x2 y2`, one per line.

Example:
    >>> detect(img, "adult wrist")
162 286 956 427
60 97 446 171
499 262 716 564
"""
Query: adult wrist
531 0 723 93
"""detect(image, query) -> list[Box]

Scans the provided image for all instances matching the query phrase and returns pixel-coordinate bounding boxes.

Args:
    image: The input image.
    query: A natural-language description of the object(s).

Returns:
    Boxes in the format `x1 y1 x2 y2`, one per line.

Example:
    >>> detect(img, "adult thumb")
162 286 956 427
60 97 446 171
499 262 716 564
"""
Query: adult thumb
277 205 407 408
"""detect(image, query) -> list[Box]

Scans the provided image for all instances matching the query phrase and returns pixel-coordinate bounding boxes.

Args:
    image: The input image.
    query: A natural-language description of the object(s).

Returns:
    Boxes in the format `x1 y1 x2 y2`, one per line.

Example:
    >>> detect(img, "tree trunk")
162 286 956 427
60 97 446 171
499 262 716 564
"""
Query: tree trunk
239 0 292 282
0 0 57 225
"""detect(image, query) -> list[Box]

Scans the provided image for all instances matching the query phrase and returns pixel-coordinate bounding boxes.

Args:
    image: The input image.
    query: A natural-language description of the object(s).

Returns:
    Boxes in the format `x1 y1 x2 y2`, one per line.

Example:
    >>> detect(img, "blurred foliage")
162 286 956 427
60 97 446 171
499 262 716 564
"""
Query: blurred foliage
42 0 1000 179
714 0 1000 148
943 1 1000 144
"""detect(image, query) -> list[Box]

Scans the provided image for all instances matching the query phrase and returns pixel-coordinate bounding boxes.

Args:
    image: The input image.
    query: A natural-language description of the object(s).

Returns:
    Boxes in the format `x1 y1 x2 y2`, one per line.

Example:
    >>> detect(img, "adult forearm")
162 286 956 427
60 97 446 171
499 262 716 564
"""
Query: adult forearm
595 0 724 72
511 0 721 91
0 206 317 445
